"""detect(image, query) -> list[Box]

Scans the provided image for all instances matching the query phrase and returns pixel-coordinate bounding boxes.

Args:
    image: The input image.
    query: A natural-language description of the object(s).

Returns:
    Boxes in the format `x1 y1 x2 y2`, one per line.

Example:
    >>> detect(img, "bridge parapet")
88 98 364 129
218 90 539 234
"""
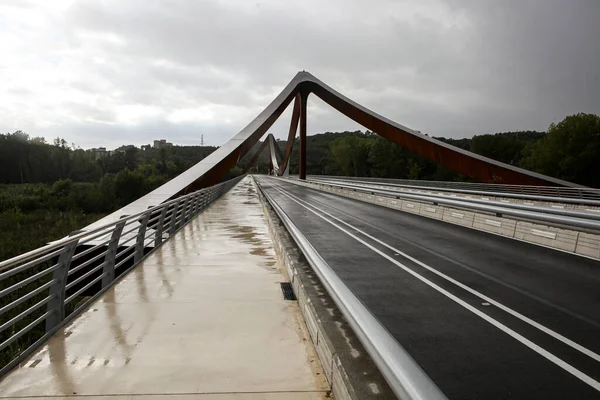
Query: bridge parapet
0 175 243 375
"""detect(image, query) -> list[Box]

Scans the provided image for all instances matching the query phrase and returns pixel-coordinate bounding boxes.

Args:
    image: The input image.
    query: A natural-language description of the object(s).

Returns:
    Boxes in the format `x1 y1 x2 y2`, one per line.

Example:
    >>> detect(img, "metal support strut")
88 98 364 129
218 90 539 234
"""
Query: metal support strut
299 92 307 180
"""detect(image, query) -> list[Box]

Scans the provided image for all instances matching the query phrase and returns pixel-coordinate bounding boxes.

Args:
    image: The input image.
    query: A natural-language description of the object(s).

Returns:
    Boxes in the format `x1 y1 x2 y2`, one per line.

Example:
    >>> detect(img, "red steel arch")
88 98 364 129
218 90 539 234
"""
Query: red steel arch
87 71 581 230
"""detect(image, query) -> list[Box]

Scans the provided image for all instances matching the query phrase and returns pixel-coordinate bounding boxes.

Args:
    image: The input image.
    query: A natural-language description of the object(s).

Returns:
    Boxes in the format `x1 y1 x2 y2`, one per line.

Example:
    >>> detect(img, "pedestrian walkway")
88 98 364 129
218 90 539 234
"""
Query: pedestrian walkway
0 177 330 399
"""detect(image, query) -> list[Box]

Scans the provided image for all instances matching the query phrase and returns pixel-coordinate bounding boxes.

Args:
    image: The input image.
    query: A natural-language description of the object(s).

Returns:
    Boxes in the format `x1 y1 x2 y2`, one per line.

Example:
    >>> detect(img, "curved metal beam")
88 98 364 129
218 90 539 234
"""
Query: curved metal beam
154 71 582 195
85 71 581 230
246 133 284 175
300 75 579 187
279 93 301 176
268 133 284 174
246 137 270 172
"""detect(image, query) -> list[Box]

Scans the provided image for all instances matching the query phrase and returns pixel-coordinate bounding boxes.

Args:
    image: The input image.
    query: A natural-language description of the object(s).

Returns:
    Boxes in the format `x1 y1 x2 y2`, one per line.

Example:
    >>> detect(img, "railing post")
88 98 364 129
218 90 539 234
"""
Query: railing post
169 200 181 236
200 192 207 211
192 193 200 216
134 214 150 263
189 195 196 219
198 192 204 214
102 221 126 288
46 240 79 333
181 197 190 224
154 207 168 247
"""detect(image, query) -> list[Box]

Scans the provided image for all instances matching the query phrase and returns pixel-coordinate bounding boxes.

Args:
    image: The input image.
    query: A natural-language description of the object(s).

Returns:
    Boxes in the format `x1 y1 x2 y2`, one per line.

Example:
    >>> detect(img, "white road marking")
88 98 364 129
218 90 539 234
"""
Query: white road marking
531 229 558 240
275 182 600 362
484 219 502 227
268 180 600 391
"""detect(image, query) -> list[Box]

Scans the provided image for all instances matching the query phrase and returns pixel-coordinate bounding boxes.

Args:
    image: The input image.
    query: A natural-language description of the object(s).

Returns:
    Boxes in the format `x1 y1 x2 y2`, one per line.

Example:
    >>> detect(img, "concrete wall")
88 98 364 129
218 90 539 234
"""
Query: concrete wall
367 183 600 213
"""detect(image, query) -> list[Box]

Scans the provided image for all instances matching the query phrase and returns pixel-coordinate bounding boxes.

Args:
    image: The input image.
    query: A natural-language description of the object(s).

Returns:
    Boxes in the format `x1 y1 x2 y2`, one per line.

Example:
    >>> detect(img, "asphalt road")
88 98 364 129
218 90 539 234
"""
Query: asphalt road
255 176 600 400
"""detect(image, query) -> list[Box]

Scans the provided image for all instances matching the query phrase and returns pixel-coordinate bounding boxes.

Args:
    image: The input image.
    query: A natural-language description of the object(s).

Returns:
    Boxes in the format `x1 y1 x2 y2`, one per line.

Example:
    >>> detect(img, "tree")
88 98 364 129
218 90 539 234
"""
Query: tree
520 113 600 187
329 136 371 176
368 136 410 178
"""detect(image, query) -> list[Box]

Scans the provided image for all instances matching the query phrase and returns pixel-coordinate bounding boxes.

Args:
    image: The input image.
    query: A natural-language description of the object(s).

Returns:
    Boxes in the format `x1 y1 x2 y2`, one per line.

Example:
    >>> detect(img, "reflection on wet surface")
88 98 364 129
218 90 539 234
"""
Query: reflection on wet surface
0 177 328 399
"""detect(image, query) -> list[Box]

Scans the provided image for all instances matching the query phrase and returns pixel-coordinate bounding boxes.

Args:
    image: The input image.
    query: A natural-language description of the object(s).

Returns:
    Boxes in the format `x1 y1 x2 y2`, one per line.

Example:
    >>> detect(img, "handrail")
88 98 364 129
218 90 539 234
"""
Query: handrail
259 181 447 400
0 175 244 376
0 176 240 272
308 178 600 221
299 179 600 232
313 176 600 203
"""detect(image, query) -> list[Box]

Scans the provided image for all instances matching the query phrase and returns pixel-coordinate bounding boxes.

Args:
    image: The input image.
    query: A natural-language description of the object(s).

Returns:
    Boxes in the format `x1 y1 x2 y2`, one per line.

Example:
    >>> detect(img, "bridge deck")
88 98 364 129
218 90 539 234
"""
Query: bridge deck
0 177 328 399
256 176 600 399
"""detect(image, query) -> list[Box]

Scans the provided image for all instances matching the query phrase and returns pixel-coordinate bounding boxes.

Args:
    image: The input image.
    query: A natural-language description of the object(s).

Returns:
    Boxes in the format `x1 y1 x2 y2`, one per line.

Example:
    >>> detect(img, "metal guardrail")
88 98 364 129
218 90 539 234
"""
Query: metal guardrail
301 179 600 232
314 176 600 202
0 175 244 375
308 178 600 222
258 179 447 400
313 177 600 208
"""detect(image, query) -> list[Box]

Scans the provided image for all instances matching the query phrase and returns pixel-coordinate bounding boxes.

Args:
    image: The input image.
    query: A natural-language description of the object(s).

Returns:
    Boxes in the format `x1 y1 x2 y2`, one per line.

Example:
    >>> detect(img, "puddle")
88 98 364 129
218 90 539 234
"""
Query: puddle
250 247 268 257
226 223 272 259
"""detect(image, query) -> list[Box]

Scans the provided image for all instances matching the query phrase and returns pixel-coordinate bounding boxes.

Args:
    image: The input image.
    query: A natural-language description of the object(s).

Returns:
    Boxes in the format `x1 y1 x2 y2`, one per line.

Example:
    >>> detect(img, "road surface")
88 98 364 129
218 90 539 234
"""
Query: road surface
256 176 600 399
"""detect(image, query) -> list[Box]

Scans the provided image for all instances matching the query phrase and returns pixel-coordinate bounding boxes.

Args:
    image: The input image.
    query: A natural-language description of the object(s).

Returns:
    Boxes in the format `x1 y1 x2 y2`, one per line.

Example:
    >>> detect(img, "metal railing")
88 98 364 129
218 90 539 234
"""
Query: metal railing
0 175 244 375
299 179 600 232
257 178 447 400
313 175 600 202
308 178 600 221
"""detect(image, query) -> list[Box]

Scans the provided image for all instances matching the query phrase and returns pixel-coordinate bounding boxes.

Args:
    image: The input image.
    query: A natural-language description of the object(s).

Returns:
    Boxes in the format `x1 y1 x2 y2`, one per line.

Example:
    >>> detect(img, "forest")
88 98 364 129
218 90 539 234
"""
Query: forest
1 112 599 263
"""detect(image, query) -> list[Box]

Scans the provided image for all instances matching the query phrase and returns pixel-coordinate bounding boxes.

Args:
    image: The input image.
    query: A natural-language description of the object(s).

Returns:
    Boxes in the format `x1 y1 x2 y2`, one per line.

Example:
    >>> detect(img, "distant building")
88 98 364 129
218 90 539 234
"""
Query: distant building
89 147 108 160
153 139 173 149
141 144 152 151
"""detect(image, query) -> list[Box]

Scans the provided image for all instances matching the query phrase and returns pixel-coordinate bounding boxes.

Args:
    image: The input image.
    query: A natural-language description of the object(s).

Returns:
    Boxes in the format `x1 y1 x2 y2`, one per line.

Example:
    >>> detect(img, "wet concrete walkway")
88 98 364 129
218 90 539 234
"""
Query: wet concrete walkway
0 177 329 399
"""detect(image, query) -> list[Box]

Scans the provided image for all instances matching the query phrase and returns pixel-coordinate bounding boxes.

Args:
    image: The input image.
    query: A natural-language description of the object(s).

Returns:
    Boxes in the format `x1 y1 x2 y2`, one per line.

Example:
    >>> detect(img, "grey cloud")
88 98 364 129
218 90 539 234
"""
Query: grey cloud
1 0 599 148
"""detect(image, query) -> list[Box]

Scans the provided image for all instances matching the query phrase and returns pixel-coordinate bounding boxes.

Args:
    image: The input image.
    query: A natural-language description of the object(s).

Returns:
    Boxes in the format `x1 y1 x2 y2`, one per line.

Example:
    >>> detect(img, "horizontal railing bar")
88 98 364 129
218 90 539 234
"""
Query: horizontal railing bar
70 241 110 262
0 280 56 317
146 214 162 225
65 263 105 291
0 248 64 281
115 246 135 262
304 179 600 231
0 311 50 353
118 224 143 240
314 176 600 205
77 227 116 246
0 264 60 299
67 250 108 277
0 295 53 334
144 230 158 241
114 252 135 270
310 179 600 221
0 179 238 271
65 273 105 304
316 175 600 194
116 235 138 249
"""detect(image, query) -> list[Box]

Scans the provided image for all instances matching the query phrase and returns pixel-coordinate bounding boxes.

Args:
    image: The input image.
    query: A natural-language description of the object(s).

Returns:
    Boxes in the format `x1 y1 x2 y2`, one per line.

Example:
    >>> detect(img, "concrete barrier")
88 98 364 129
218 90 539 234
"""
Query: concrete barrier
349 182 600 213
255 178 396 400
293 179 600 262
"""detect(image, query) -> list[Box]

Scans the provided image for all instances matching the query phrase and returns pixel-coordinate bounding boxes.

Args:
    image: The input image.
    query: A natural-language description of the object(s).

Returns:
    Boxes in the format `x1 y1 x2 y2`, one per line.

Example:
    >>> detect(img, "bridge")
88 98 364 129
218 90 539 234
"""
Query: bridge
1 72 599 399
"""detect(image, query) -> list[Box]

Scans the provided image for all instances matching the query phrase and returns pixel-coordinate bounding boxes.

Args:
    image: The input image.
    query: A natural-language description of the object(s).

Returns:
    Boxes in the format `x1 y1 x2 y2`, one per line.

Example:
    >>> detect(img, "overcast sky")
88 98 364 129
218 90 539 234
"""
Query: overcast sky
1 0 598 149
